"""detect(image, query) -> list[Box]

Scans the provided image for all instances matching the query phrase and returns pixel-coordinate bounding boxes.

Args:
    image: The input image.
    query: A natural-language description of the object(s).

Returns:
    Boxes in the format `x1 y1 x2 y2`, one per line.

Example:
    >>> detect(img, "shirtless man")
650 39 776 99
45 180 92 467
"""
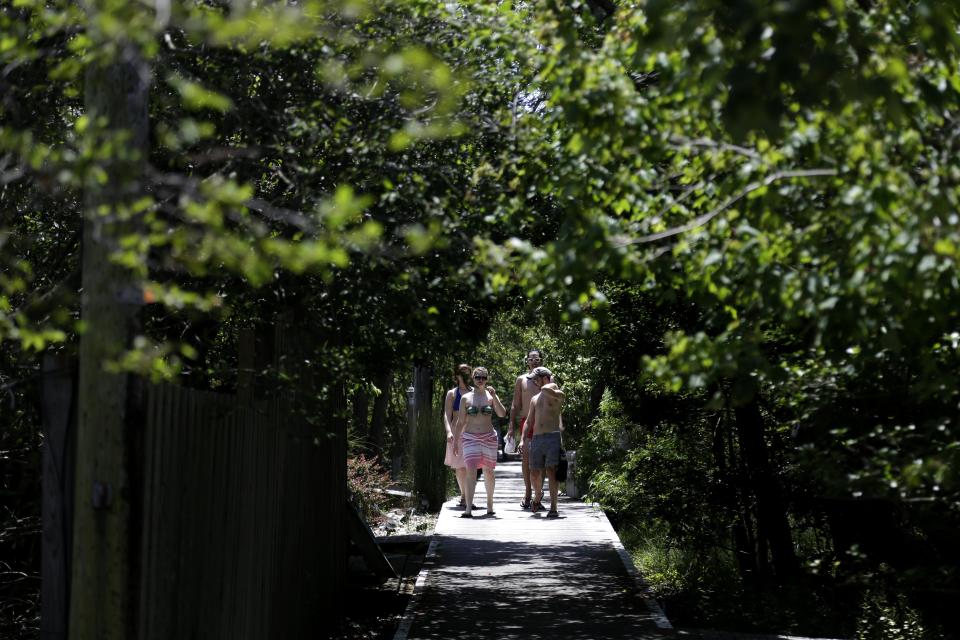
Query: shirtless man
509 349 543 509
525 367 565 518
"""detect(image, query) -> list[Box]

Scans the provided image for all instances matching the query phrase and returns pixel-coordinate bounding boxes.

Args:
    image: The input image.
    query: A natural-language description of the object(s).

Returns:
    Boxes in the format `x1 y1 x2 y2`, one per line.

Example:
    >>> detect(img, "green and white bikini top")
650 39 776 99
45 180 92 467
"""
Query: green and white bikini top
466 403 494 416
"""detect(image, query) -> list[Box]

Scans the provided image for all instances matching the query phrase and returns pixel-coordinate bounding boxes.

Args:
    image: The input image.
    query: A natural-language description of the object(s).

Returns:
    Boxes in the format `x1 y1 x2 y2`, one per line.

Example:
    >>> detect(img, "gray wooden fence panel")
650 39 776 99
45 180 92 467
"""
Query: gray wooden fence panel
138 374 345 639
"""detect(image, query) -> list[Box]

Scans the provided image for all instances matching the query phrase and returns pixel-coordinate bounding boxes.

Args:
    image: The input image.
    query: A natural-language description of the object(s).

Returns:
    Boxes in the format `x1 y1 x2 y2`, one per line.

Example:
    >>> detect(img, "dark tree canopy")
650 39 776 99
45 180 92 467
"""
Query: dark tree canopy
3 0 960 637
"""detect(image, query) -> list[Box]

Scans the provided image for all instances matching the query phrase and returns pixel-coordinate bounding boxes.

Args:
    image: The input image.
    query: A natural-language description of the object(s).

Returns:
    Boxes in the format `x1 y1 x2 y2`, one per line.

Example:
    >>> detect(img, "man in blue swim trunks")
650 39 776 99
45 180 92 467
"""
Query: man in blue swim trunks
525 367 565 518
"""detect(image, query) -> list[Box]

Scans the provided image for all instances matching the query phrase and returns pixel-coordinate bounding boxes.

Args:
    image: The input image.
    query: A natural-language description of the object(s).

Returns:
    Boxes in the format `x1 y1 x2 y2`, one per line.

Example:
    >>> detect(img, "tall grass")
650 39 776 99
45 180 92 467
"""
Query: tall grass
412 404 448 512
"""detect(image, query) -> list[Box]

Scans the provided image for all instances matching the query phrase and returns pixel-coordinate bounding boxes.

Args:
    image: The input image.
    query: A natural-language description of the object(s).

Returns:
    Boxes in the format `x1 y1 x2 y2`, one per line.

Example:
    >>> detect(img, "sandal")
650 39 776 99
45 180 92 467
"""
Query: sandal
460 512 473 518
531 500 543 514
546 510 559 519
520 500 531 510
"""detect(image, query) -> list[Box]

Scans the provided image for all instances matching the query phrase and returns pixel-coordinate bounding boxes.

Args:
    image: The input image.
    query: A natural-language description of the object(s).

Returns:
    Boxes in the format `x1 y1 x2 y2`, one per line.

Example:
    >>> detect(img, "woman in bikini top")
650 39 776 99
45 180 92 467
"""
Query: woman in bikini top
454 366 508 518
456 368 508 439
466 404 495 416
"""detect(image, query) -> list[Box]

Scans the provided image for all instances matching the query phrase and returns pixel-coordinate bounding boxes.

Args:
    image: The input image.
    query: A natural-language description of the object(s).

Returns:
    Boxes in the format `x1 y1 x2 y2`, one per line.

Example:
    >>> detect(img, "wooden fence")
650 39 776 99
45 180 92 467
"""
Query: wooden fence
137 383 346 640
42 326 347 639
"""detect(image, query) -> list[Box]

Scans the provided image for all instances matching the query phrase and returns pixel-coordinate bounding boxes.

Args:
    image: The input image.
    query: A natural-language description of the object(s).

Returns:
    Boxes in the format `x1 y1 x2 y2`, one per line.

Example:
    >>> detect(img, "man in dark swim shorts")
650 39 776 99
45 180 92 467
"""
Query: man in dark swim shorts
526 367 565 518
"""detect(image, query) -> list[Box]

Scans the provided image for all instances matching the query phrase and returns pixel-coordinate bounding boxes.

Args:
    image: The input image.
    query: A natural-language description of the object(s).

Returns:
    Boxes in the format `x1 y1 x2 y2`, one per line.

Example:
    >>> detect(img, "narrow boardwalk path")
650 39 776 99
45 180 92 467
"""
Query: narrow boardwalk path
396 460 671 640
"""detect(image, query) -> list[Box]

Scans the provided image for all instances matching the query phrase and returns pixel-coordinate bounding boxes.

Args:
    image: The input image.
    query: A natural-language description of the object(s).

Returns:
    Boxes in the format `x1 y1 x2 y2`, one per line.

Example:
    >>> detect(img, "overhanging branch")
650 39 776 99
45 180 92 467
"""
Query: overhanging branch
614 168 838 246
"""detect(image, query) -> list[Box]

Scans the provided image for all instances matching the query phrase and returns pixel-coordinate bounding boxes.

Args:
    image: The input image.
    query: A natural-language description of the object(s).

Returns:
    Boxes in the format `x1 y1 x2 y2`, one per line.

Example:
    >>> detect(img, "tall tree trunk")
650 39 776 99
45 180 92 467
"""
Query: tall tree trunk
412 363 433 439
712 411 758 581
70 23 150 640
734 396 800 580
587 374 607 424
412 363 442 510
368 369 392 458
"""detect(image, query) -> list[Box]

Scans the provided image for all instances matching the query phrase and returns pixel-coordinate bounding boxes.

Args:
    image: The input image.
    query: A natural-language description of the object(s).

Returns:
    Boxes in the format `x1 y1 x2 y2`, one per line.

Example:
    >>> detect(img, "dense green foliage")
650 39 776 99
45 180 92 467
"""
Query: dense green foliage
4 0 960 637
474 2 960 635
2 1 518 635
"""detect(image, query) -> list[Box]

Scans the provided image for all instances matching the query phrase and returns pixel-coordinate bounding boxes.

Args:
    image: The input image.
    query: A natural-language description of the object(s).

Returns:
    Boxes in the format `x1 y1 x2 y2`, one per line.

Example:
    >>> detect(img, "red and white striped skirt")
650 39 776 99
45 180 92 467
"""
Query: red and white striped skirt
461 430 498 469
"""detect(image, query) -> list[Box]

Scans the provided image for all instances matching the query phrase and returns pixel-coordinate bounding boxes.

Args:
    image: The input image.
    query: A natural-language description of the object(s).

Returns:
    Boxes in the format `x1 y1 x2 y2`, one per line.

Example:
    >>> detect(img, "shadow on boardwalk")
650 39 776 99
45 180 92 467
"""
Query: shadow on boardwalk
397 460 668 640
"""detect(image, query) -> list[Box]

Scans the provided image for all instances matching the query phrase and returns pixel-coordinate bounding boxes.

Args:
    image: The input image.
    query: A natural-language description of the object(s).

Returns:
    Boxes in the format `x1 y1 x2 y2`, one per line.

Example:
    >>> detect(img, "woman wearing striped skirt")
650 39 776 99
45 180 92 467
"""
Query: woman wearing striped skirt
453 366 507 518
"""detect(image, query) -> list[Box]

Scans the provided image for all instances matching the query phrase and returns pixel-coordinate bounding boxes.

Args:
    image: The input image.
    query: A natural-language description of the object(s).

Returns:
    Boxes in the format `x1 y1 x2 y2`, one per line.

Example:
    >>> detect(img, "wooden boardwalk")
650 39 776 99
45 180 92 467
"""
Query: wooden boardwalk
395 460 672 640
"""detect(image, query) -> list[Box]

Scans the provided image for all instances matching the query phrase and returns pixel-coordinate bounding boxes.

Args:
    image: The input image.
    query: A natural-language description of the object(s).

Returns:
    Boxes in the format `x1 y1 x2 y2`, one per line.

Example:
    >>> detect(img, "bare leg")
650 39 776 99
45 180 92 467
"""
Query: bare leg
463 465 478 516
531 468 544 509
483 467 496 512
455 466 467 502
546 466 558 513
521 443 532 504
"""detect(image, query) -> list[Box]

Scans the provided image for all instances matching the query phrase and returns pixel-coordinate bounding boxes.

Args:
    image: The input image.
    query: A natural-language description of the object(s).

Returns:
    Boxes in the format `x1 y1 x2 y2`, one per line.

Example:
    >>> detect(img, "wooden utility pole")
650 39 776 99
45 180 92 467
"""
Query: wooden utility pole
70 11 150 638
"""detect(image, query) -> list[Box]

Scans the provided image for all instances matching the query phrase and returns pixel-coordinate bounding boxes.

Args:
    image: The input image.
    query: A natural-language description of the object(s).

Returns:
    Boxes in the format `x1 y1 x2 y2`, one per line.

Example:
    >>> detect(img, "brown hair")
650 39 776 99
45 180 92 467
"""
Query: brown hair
454 363 471 382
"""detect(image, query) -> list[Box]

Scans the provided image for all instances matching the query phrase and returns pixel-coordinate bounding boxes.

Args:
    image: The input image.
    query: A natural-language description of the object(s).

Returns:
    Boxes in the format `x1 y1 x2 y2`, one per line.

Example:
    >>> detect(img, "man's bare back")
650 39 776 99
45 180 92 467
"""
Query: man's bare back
529 383 564 436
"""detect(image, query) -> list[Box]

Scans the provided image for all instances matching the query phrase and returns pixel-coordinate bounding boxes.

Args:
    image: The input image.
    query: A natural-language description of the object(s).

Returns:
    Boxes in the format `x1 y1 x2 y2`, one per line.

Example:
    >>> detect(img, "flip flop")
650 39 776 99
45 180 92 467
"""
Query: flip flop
546 510 559 519
520 500 531 510
531 500 543 513
460 512 473 518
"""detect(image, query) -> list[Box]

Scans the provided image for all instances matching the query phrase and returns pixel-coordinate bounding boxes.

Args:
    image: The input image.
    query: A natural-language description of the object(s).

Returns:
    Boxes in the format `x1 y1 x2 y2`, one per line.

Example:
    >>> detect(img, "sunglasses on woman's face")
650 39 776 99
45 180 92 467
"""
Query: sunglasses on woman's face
473 375 487 381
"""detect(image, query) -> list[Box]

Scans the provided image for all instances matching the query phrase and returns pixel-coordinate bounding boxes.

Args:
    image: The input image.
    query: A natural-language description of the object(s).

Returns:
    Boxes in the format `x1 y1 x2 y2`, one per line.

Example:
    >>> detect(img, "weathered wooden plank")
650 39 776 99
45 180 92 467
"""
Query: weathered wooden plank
136 382 156 640
267 400 286 640
232 399 250 640
150 383 179 640
172 386 188 639
217 397 237 638
215 395 236 637
197 391 221 640
40 354 74 640
252 398 273 639
256 400 270 638
239 402 259 639
175 386 201 638
347 499 398 578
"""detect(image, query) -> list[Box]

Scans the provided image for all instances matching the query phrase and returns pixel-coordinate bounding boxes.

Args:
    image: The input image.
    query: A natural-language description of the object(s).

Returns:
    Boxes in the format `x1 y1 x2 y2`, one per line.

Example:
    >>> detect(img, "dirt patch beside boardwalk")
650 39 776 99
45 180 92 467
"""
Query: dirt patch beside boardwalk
331 509 436 640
